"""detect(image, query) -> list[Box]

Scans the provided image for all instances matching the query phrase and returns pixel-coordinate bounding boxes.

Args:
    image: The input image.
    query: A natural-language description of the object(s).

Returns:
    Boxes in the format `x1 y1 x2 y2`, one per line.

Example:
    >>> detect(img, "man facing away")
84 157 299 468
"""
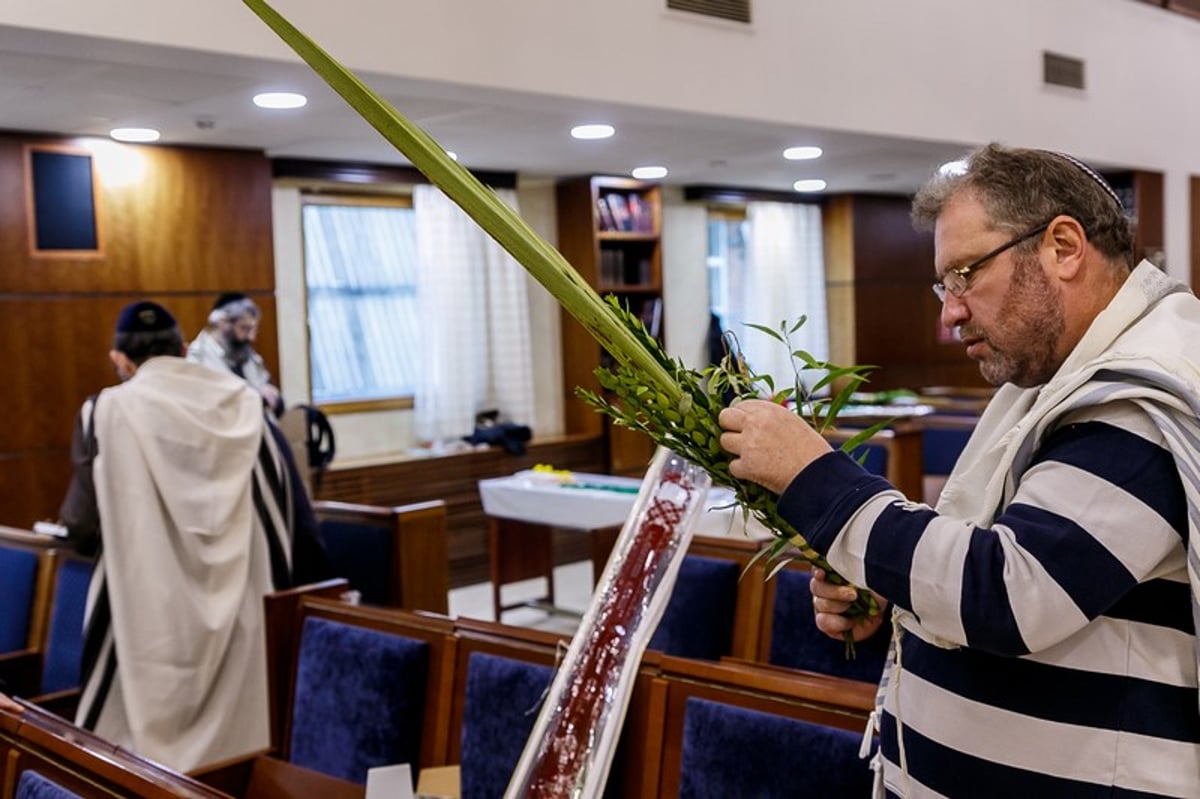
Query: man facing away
60 301 327 772
188 292 284 415
719 144 1200 797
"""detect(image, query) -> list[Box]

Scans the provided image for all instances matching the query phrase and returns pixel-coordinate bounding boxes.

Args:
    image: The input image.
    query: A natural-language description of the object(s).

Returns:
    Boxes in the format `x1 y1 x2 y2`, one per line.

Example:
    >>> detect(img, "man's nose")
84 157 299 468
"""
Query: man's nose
939 291 969 330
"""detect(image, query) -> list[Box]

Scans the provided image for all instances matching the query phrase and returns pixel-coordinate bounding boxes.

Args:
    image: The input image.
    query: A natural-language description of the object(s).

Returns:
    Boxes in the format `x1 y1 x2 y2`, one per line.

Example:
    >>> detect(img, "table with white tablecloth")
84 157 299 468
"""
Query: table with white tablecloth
478 470 770 618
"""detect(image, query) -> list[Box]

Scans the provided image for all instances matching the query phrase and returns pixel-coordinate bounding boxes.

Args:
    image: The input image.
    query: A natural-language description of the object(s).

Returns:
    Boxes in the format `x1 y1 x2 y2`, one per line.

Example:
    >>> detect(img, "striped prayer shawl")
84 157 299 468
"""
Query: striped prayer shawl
73 357 294 772
781 262 1200 797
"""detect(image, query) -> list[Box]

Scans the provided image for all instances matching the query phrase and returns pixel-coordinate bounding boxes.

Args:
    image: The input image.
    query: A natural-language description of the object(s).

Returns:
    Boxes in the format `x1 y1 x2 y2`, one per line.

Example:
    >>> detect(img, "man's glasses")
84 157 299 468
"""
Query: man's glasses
932 221 1053 302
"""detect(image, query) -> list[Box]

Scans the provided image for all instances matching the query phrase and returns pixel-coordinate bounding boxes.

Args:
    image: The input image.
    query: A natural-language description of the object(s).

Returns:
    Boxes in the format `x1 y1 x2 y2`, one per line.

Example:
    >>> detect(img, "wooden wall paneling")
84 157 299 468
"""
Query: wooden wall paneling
0 131 278 531
822 196 857 371
1131 170 1164 264
0 134 274 295
834 192 987 392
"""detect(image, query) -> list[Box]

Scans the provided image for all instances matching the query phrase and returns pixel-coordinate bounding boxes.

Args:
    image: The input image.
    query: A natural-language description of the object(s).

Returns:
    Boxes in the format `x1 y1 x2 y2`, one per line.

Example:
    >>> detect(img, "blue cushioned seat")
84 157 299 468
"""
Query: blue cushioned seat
769 569 890 683
648 555 740 660
678 697 874 798
288 616 429 785
318 519 393 605
845 441 888 476
460 652 553 799
15 770 84 799
41 558 92 694
0 546 39 653
922 426 973 476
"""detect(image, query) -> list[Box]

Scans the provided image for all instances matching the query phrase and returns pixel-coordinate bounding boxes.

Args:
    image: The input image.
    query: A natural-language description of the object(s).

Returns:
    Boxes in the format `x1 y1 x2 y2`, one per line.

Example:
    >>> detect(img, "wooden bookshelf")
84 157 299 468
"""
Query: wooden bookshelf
556 175 663 475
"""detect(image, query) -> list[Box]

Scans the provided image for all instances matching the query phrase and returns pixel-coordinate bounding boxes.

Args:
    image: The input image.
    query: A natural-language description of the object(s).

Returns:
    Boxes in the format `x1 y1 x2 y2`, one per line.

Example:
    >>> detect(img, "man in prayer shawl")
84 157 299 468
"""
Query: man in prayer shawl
720 145 1200 798
187 292 284 415
60 301 328 772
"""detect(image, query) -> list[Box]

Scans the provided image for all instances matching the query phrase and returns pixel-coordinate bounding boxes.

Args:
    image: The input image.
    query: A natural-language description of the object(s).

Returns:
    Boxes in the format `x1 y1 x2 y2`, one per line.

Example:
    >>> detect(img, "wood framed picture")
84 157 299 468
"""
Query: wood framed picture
25 144 103 258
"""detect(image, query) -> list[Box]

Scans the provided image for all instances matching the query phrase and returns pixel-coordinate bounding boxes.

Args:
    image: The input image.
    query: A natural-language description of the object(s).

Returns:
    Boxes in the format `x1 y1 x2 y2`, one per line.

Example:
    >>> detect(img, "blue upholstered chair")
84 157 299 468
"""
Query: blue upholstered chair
677 697 874 797
459 651 554 799
313 500 449 613
40 557 92 694
844 440 888 477
317 517 395 606
0 545 41 654
14 770 84 799
648 555 740 660
287 616 430 785
922 425 973 477
768 568 890 684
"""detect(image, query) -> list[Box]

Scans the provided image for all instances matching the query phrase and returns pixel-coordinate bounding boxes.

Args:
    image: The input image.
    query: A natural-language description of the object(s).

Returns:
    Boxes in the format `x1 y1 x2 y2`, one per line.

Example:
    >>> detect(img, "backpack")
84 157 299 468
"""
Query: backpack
303 405 336 483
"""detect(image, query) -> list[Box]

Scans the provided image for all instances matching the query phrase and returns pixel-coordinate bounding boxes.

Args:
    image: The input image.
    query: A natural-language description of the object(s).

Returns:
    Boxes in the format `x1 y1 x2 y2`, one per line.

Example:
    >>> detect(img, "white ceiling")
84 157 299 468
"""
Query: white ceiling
0 23 978 195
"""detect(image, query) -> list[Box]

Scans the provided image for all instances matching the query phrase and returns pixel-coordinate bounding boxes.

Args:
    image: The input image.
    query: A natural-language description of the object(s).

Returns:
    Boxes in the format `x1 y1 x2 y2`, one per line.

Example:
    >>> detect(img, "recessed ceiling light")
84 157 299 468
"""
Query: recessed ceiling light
783 146 823 161
938 159 969 177
571 124 615 140
109 128 160 143
631 166 668 180
253 92 308 109
793 179 827 193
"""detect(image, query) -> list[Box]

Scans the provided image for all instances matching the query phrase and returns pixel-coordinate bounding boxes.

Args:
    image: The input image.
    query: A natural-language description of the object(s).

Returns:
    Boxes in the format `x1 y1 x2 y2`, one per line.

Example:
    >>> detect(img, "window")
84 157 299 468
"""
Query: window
302 195 418 406
706 207 748 332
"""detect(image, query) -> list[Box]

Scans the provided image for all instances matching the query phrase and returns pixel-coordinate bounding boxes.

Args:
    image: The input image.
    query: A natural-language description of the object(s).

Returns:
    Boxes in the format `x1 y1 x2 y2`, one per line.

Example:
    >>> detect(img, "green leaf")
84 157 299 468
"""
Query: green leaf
743 322 785 343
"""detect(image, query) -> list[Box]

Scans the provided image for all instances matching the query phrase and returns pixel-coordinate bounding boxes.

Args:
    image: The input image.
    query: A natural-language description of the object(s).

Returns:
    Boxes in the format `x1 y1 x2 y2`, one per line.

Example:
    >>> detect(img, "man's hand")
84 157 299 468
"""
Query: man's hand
718 399 833 494
259 383 282 410
810 568 888 643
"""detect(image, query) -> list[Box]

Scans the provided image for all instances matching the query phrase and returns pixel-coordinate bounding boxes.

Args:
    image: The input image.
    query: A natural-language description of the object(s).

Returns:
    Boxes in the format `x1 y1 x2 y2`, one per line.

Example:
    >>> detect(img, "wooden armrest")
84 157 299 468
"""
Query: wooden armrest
245 755 365 799
189 747 277 796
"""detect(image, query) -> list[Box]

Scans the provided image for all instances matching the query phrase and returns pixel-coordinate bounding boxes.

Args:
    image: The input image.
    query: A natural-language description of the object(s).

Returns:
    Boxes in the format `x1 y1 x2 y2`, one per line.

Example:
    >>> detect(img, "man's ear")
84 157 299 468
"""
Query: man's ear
1046 214 1088 280
108 349 135 378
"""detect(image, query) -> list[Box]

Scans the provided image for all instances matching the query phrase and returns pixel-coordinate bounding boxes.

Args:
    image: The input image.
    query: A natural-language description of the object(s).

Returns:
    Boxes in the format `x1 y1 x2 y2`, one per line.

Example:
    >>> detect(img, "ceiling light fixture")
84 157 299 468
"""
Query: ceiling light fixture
253 91 308 109
783 146 823 161
109 127 160 143
571 124 615 140
631 166 668 180
793 179 827 193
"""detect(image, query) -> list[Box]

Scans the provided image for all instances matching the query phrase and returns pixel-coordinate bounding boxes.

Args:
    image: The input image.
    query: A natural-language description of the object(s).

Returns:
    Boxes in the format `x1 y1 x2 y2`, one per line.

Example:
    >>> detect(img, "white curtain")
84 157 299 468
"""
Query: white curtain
737 201 827 392
413 185 535 443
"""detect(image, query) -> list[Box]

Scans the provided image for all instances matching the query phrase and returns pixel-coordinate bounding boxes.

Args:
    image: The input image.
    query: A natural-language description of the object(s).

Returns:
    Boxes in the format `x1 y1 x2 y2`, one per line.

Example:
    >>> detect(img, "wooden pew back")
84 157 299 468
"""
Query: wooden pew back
1 699 231 799
312 500 449 613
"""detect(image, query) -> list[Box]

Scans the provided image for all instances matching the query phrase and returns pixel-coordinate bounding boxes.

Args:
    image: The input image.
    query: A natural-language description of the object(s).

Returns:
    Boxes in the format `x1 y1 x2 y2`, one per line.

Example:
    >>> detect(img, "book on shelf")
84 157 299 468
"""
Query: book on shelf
604 193 632 231
625 193 653 233
639 297 663 339
596 197 617 231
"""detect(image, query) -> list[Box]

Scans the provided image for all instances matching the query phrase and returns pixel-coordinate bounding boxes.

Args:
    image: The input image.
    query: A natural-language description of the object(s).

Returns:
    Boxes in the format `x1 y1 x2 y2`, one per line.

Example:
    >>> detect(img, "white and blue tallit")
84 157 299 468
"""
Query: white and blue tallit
75 357 293 772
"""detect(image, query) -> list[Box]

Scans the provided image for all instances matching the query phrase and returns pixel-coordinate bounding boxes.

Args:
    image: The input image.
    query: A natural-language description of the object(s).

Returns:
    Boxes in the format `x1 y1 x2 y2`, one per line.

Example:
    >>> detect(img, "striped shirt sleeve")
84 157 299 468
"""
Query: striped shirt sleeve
779 400 1188 655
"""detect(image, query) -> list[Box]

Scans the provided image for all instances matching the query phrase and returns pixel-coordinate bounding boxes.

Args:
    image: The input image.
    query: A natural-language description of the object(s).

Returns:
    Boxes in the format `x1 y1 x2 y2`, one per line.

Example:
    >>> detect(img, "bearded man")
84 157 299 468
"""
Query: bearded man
720 144 1200 798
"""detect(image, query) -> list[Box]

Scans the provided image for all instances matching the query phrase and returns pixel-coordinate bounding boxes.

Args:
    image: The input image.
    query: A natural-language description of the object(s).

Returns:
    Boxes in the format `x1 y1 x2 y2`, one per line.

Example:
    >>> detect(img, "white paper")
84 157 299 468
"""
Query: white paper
366 763 414 799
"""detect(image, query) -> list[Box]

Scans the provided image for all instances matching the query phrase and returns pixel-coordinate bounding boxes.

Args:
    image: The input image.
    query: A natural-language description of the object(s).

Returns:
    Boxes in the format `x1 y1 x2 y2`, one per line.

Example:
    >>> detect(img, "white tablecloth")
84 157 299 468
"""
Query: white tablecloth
478 471 773 539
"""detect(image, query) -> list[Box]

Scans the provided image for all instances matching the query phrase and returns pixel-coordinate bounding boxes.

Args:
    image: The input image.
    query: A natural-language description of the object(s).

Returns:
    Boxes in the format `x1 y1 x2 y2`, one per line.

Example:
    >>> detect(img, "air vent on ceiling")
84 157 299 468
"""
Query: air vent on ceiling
667 0 751 24
1043 51 1086 90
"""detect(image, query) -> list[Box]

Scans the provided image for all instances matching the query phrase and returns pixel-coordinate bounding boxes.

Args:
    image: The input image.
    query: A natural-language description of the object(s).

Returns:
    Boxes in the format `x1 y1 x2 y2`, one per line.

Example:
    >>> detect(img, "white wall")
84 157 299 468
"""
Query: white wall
5 0 1196 275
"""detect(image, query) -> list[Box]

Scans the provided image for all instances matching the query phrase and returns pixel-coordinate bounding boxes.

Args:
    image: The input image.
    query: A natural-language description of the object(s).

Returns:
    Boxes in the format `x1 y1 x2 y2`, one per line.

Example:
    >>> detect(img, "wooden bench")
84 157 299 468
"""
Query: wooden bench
646 654 876 797
1 698 231 799
313 500 450 613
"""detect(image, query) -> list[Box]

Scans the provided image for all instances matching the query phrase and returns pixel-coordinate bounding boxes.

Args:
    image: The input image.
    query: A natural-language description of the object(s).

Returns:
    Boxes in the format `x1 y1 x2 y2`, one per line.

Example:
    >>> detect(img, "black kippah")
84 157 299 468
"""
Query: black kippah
115 301 177 334
212 291 249 311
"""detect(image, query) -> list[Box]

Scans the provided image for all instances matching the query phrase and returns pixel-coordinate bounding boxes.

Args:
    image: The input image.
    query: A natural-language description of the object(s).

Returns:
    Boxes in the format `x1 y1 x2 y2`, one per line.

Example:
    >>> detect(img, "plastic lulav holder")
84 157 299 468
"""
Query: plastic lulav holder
505 447 712 799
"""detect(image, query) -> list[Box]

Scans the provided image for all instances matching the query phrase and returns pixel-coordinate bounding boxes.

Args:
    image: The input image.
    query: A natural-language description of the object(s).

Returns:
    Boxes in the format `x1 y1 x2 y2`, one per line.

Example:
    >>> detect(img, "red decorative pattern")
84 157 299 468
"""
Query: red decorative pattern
517 466 696 797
